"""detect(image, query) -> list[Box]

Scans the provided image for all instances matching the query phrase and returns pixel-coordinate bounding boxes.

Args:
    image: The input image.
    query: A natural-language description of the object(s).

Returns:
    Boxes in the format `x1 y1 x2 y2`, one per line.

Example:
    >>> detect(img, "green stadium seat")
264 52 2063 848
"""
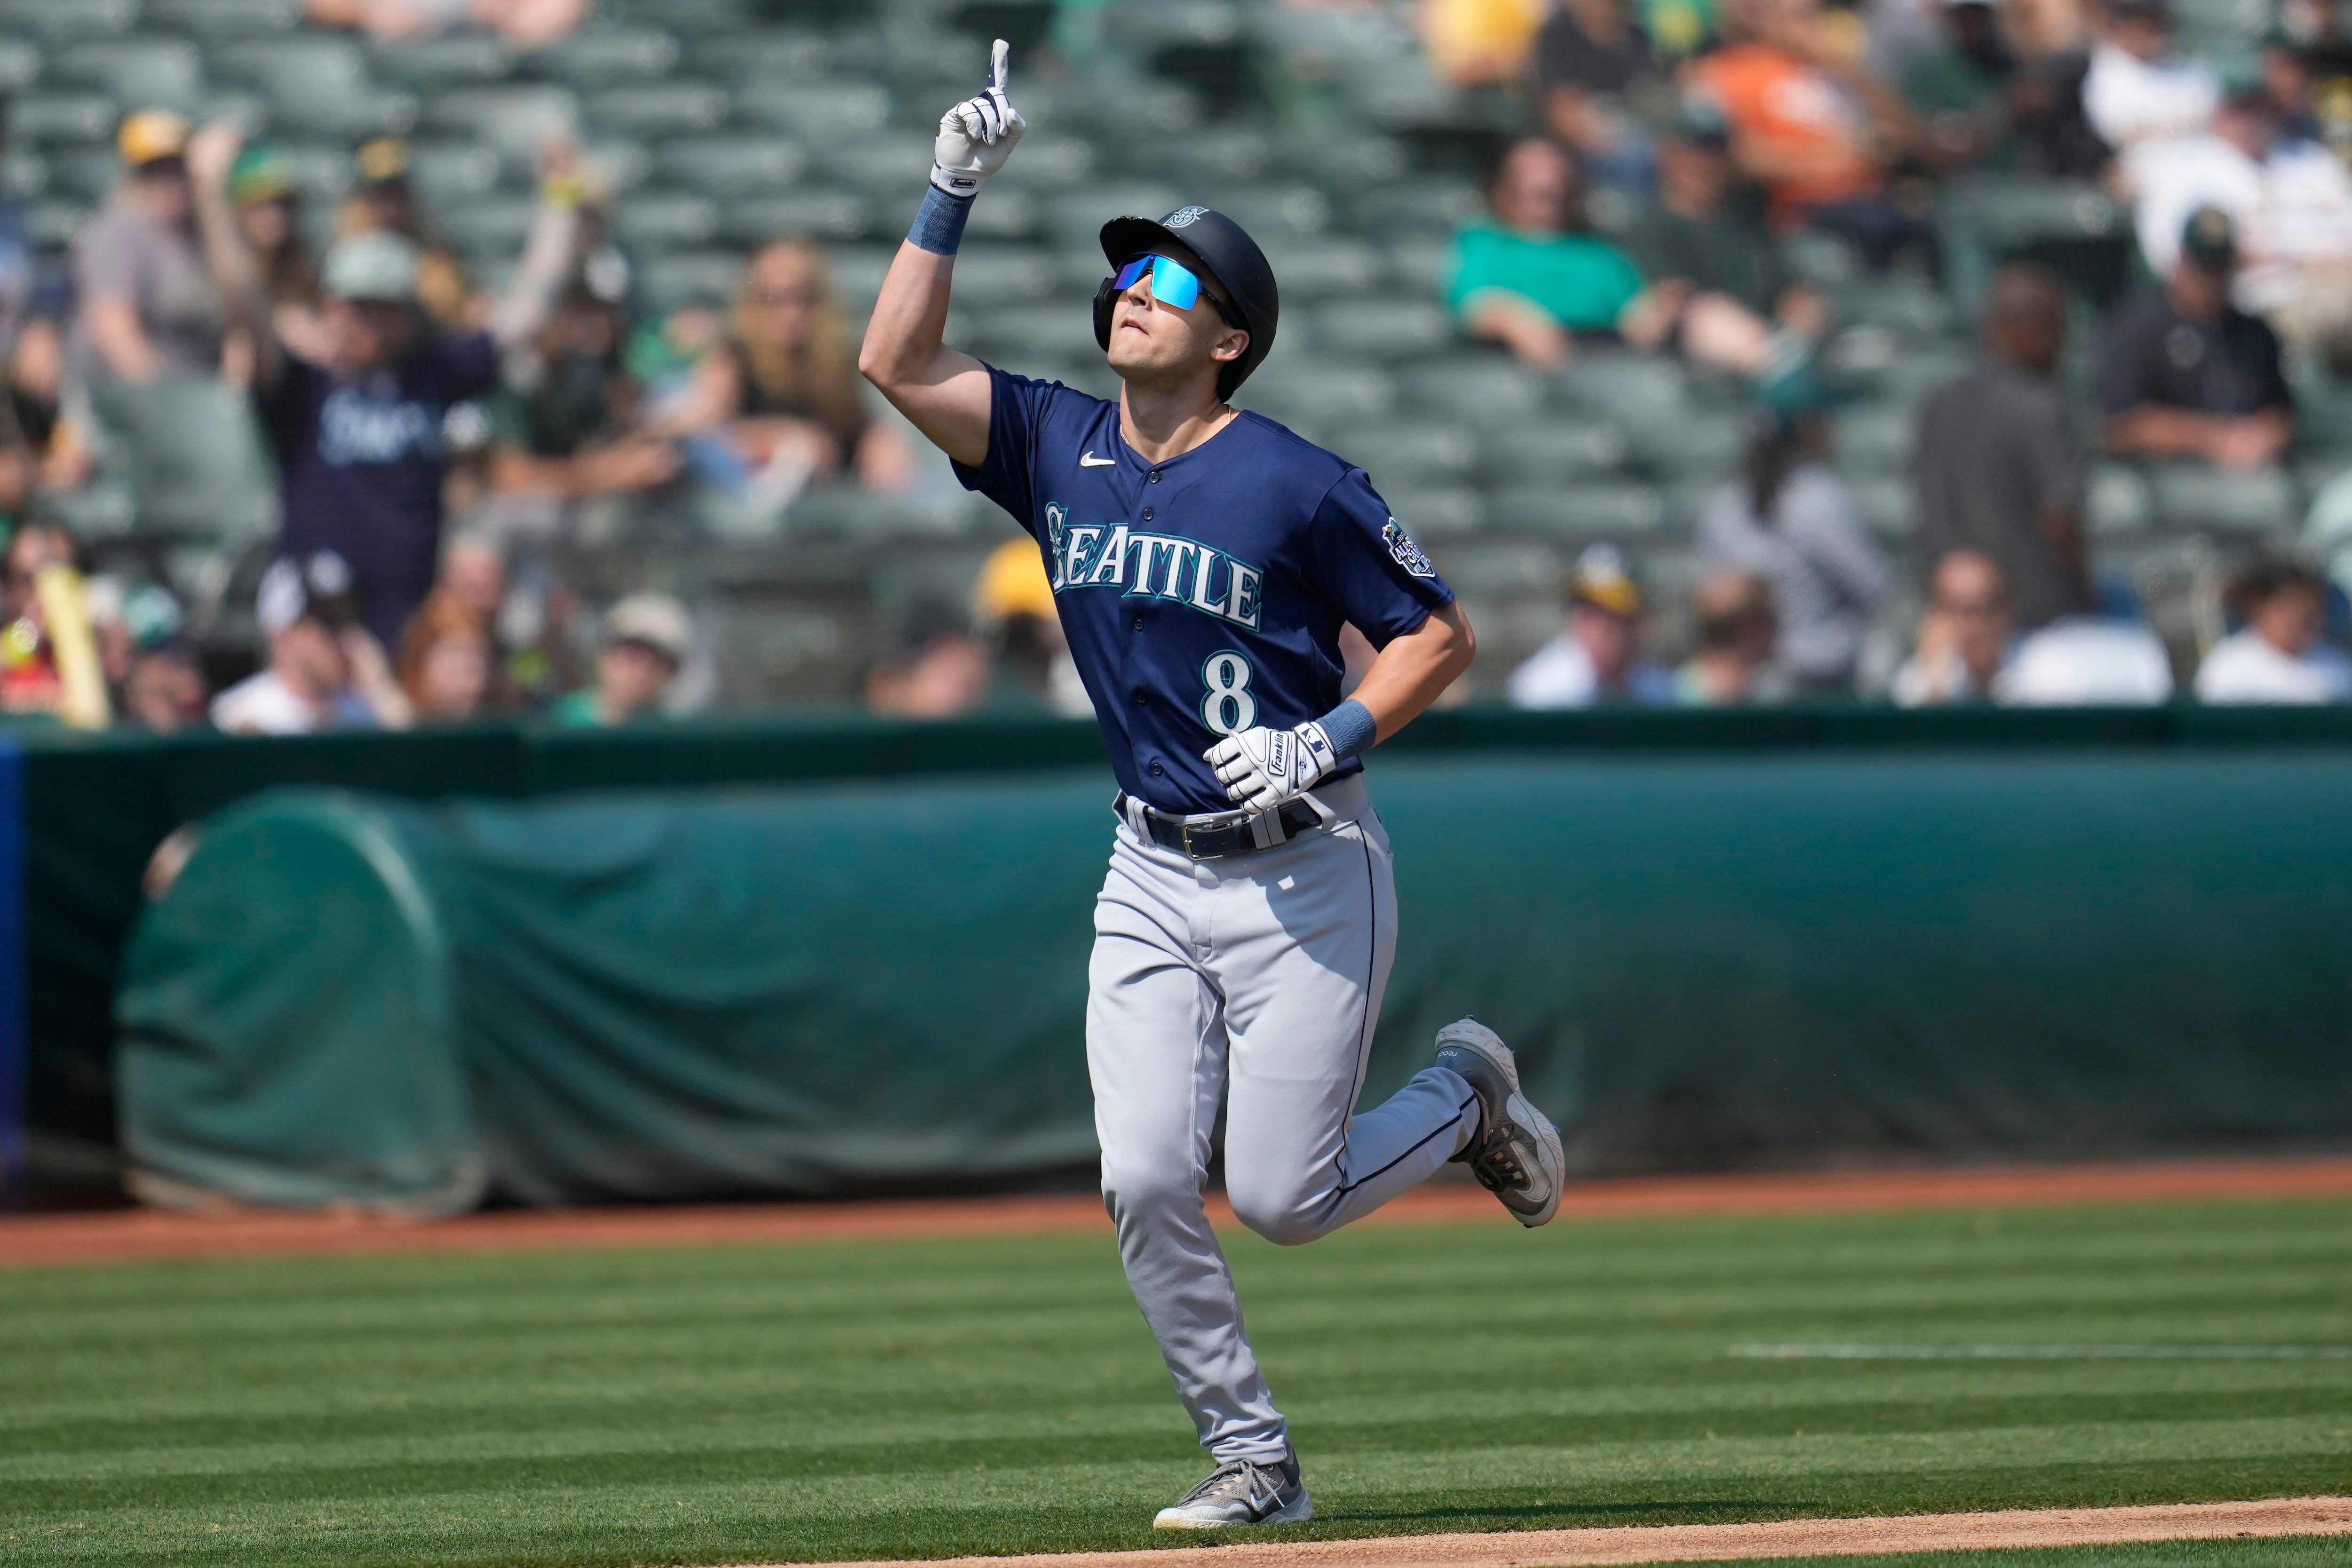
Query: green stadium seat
89 378 276 543
1554 348 1685 417
0 39 38 95
685 28 837 85
533 27 683 86
29 198 90 248
721 188 875 244
613 190 722 249
50 40 198 114
943 244 1060 307
815 141 929 200
1351 180 1482 239
1831 402 1913 477
1846 476 1915 535
2148 463 2298 534
959 302 1102 362
145 0 304 41
8 95 118 146
1627 407 1745 479
1388 237 1454 296
367 34 514 93
2086 463 2152 535
1307 298 1452 359
1487 481 1668 538
1255 239 1382 302
1376 485 1484 535
638 247 742 312
1479 419 1633 486
985 136 1098 193
1841 272 1957 342
657 134 810 197
43 144 120 205
1236 357 1397 430
963 187 1040 241
425 84 580 157
735 79 893 140
214 38 419 139
4 0 136 46
585 82 730 137
1213 185 1339 245
1043 184 1184 251
1396 353 1542 419
1327 421 1477 486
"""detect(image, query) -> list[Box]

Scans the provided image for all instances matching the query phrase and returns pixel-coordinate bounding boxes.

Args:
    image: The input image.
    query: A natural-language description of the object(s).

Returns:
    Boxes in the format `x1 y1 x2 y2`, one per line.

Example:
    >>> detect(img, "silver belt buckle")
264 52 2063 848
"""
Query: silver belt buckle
1179 812 1245 860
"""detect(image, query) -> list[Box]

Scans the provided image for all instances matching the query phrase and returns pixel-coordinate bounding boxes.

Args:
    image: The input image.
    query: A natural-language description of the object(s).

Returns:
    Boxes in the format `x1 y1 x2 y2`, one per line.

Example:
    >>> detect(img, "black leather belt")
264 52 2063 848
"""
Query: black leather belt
1118 794 1327 860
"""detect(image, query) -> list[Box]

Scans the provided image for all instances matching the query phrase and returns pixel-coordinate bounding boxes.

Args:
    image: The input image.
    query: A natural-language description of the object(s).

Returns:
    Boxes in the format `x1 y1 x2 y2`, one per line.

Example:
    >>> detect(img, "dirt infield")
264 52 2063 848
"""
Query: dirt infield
756 1497 2352 1568
7 1154 2352 1269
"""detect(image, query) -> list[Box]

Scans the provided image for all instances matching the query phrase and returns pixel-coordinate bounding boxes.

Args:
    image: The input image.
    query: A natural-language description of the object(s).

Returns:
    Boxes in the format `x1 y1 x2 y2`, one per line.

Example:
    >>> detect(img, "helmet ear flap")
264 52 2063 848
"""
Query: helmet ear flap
1093 276 1118 351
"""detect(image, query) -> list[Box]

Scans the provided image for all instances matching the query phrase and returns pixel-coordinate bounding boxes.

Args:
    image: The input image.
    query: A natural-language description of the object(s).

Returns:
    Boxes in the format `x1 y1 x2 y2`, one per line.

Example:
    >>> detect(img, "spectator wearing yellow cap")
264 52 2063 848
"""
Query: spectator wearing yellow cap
336 137 475 331
72 110 225 386
973 536 1089 717
1507 543 1676 708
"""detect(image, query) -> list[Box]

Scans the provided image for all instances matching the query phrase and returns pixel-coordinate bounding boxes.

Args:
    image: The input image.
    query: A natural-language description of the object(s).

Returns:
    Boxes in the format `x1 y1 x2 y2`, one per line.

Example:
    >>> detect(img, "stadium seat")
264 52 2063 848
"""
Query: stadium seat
8 95 119 147
816 141 930 200
391 140 509 208
964 188 1043 242
1351 180 1483 240
144 0 304 41
721 189 876 244
959 302 1103 362
734 80 893 141
656 134 810 197
52 40 207 115
1846 476 1915 535
942 245 1060 308
585 82 731 137
426 84 580 156
1307 421 1467 489
1831 402 1913 478
1627 408 1746 479
1307 298 1453 360
612 190 722 249
1374 485 1484 535
985 135 1097 193
42 144 119 205
685 28 838 86
533 27 683 86
88 378 277 544
1236 358 1396 430
3 0 136 46
2149 463 2299 535
2086 463 2153 535
1212 185 1337 244
367 34 515 92
1254 238 1382 302
1487 481 1668 538
213 38 420 139
1043 184 1185 252
1479 418 1633 486
1394 353 1542 420
638 247 742 312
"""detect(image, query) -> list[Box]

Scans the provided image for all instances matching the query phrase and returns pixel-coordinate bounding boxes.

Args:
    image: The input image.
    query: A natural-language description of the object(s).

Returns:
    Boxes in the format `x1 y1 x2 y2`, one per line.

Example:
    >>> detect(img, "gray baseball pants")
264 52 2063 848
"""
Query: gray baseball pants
1088 773 1480 1465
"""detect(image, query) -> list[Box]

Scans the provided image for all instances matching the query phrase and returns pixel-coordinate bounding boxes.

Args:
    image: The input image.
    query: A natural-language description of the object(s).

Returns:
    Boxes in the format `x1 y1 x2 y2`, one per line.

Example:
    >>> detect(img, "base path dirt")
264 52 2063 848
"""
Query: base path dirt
8 1155 2352 1269
755 1496 2352 1568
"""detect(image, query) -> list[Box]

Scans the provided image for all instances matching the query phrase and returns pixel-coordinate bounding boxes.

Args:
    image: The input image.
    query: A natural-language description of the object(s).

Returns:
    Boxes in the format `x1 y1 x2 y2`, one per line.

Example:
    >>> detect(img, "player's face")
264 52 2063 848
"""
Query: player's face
1104 247 1249 391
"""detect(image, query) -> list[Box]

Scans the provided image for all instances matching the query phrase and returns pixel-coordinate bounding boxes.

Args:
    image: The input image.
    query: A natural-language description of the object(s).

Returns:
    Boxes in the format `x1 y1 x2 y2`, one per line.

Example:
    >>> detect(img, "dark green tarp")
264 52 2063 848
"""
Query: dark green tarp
116 747 2352 1211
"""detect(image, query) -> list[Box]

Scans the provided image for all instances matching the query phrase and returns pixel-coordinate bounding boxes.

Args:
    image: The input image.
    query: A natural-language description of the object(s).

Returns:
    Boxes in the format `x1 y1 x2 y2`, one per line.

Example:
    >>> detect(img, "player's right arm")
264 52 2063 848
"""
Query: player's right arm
858 40 1024 470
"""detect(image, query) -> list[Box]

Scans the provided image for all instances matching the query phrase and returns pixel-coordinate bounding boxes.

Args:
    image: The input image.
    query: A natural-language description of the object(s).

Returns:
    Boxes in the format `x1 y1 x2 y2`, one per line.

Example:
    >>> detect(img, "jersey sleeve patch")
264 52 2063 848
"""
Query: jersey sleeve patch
1382 517 1438 579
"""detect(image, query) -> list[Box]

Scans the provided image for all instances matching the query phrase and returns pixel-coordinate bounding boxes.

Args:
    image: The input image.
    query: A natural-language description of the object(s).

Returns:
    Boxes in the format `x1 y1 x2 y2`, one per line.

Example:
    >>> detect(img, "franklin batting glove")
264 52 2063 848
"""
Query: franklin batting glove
931 38 1025 197
1205 721 1339 815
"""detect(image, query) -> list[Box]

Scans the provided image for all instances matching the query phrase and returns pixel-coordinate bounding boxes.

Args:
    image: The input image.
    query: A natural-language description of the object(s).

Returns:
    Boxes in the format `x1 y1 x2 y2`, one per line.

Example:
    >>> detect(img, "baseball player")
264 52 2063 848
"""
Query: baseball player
860 42 1568 1529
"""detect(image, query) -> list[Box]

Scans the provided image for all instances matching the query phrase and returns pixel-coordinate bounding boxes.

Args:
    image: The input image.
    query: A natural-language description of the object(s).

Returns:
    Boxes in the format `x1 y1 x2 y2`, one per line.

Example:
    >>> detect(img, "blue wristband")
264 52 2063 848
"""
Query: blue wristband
907 185 972 255
1315 698 1377 764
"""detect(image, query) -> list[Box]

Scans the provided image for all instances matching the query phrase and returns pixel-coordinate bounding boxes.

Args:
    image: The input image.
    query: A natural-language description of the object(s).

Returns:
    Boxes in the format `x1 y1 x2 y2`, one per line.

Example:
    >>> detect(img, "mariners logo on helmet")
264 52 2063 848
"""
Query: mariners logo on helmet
1164 206 1209 228
1382 518 1437 579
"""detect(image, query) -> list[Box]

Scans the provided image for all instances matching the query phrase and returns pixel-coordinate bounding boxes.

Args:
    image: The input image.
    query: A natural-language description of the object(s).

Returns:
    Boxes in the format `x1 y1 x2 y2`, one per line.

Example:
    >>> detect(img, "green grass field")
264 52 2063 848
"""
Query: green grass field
6 1196 2351 1568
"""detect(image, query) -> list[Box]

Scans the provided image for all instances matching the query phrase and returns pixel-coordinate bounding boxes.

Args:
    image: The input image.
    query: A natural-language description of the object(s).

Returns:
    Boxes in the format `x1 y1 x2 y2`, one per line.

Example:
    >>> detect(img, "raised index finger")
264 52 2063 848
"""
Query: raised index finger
989 37 1009 95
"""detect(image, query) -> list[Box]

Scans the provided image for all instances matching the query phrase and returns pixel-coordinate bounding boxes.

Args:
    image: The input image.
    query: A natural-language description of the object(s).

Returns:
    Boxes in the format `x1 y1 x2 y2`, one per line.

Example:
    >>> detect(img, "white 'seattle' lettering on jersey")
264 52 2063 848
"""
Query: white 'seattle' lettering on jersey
954 364 1454 814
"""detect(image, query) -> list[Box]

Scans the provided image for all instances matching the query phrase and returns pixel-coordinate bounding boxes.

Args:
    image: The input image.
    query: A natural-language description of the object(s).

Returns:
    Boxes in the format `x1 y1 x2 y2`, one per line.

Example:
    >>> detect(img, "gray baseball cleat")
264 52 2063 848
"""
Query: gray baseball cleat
1437 1018 1565 1227
1152 1452 1313 1529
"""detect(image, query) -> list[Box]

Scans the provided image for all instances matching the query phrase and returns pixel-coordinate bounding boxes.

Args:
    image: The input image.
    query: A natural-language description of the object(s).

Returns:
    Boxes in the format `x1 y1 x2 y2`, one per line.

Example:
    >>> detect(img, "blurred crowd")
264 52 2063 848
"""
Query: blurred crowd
4 0 2352 740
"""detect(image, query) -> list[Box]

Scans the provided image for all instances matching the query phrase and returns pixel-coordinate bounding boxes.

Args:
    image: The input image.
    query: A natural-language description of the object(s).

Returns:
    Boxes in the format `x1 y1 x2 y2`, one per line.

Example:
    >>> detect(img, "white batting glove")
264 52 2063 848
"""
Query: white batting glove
931 38 1025 197
1205 722 1340 815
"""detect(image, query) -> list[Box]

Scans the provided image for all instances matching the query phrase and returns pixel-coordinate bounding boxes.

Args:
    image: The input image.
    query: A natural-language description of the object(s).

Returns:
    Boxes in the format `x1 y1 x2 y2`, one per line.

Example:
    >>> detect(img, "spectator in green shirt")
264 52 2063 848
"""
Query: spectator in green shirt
1446 136 1678 371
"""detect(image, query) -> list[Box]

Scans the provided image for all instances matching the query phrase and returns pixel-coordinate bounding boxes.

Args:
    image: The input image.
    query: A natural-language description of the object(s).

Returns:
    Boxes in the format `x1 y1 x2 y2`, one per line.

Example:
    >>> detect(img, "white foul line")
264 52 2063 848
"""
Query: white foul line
1731 1342 2352 1361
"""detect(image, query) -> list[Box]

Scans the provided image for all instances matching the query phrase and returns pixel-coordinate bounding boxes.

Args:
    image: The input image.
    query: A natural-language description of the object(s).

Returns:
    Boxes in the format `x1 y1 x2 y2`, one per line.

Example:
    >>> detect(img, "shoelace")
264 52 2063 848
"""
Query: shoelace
1177 1459 1287 1513
1470 1121 1528 1194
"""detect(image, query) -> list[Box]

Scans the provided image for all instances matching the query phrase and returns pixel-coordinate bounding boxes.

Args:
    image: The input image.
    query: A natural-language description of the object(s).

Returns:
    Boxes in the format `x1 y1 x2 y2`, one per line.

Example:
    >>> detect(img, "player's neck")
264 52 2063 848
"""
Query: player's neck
1117 378 1235 466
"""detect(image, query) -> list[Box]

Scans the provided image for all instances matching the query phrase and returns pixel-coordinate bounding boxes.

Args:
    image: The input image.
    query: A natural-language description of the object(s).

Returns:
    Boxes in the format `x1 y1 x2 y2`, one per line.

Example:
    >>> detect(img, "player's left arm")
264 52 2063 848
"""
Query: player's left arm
1347 602 1475 744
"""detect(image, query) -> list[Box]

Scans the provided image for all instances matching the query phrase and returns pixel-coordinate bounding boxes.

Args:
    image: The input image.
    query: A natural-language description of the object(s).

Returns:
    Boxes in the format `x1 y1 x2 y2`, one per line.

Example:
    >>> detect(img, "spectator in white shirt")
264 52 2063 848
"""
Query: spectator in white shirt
1892 549 2018 705
1507 543 1675 708
2083 0 2218 161
2002 617 2177 703
210 552 410 735
2132 80 2352 365
2194 554 2352 702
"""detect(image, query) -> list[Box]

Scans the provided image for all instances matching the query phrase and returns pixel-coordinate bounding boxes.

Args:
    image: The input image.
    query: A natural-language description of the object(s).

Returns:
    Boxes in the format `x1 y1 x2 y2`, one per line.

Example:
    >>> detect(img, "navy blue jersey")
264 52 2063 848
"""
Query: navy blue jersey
955 364 1454 814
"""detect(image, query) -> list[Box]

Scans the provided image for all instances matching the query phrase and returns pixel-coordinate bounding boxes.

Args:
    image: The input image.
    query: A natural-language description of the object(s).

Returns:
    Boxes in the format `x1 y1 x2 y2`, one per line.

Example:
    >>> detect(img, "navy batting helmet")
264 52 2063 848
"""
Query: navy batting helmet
1093 205 1279 398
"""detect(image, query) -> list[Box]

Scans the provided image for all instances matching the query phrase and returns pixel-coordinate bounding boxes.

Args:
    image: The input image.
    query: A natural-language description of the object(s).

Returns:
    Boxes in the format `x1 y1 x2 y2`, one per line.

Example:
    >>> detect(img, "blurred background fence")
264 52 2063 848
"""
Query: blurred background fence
20 705 2352 1208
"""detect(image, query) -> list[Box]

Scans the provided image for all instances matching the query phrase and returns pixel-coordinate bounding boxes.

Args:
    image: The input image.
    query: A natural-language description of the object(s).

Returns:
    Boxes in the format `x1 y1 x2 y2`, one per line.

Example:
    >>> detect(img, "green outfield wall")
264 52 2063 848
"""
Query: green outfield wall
21 706 2352 1203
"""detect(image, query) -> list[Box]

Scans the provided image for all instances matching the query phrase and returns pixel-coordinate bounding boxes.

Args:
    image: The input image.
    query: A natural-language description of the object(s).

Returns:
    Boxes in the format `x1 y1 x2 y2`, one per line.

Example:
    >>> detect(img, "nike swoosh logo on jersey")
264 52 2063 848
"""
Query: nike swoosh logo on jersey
1079 451 1116 467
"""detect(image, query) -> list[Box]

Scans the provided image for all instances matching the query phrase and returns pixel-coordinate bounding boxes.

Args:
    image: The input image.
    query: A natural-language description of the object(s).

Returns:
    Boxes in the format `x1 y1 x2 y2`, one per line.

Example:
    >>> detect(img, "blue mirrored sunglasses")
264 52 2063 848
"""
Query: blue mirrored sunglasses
1112 254 1243 327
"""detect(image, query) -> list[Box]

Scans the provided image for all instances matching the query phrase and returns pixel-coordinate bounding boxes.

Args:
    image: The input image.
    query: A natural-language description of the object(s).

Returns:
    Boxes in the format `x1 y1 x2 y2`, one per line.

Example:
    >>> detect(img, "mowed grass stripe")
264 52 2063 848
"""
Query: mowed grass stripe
4 1199 2350 1566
